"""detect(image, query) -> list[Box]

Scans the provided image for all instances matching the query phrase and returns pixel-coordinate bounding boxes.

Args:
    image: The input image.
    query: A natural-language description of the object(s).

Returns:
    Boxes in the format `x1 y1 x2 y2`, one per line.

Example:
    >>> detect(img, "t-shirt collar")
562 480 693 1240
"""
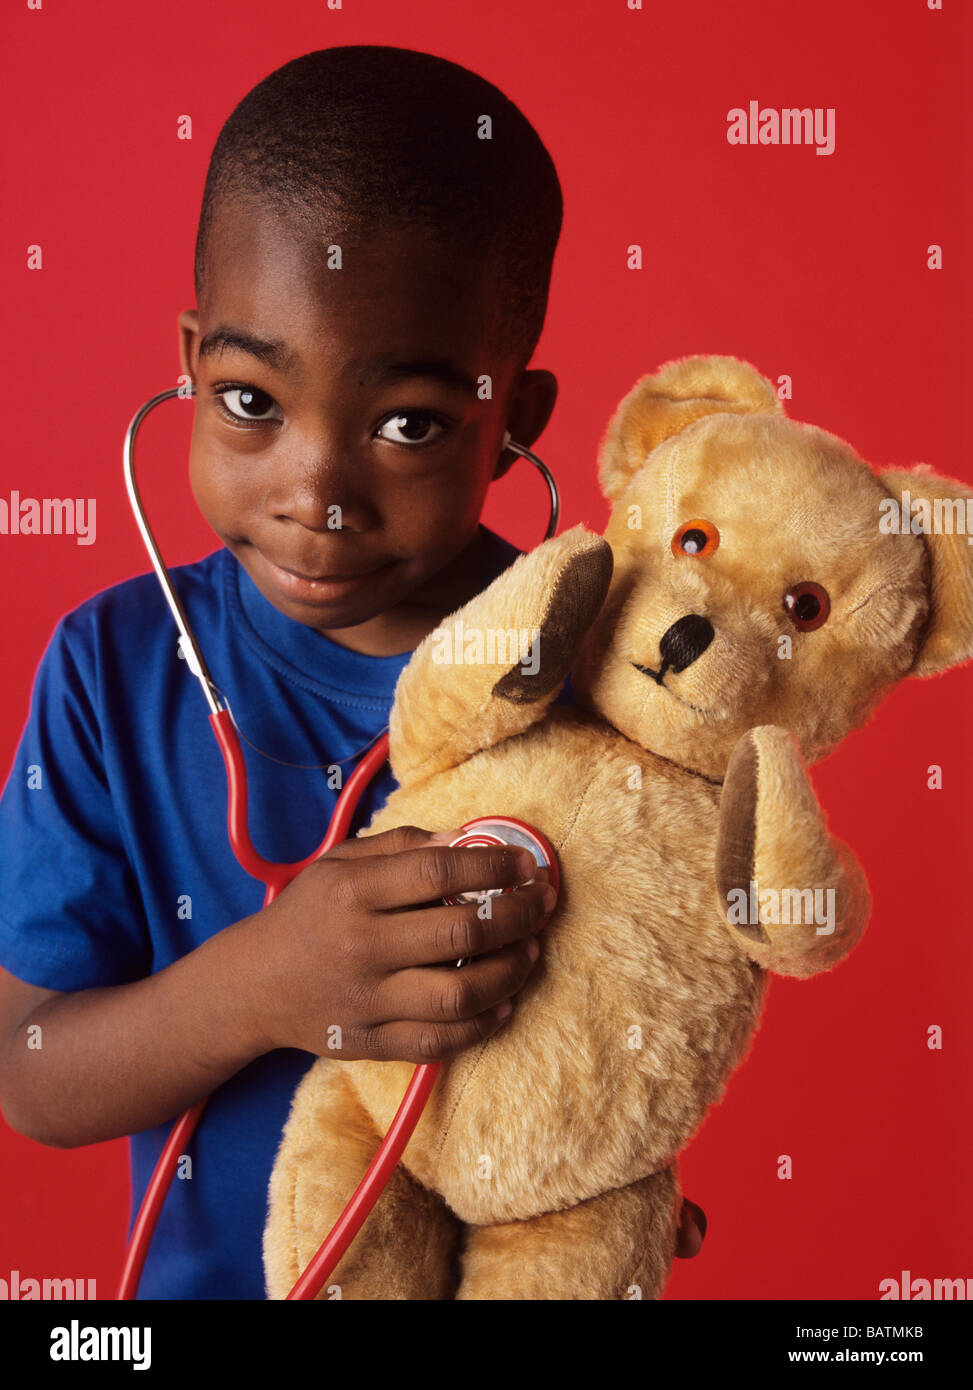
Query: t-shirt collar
224 546 412 700
221 525 522 702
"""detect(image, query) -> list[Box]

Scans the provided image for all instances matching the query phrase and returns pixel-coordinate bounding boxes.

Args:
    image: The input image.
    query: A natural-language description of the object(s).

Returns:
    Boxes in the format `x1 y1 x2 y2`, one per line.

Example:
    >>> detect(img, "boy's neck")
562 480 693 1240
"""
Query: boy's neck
316 526 500 657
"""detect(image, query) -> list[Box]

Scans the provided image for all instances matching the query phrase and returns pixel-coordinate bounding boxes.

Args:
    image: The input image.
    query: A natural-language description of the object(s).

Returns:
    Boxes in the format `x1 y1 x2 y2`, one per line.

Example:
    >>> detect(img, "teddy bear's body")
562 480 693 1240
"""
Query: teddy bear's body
263 357 973 1300
333 706 763 1228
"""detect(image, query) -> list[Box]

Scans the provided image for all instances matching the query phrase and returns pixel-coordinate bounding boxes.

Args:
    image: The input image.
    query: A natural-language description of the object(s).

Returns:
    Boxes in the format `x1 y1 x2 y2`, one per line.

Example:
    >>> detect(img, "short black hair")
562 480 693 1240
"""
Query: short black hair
193 45 563 370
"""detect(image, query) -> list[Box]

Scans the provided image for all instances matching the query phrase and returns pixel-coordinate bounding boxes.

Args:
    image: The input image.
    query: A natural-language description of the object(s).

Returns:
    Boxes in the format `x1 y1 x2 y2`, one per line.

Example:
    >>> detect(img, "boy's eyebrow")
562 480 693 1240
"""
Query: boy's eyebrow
197 326 477 393
369 359 478 394
198 327 294 371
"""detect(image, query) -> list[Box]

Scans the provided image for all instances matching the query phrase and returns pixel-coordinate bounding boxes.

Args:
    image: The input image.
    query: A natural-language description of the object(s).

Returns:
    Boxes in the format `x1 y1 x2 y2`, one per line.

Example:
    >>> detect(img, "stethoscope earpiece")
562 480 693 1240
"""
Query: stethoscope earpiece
498 430 559 539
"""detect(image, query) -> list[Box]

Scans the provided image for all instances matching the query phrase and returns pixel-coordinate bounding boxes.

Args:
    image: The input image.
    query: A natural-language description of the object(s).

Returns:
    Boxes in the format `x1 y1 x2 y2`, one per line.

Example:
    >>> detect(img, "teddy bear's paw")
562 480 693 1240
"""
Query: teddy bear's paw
715 726 871 977
491 529 613 703
388 527 612 785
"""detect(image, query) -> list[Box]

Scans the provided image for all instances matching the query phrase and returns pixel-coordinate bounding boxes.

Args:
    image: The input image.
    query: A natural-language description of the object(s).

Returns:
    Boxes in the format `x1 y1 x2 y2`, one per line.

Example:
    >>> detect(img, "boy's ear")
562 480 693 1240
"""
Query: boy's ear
495 368 558 480
880 466 973 677
599 355 783 500
178 308 200 382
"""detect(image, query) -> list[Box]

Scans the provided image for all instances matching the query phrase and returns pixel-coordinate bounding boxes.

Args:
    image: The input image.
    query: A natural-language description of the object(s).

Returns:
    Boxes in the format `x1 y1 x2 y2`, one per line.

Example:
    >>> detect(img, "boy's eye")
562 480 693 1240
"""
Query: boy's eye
376 411 447 446
215 386 281 422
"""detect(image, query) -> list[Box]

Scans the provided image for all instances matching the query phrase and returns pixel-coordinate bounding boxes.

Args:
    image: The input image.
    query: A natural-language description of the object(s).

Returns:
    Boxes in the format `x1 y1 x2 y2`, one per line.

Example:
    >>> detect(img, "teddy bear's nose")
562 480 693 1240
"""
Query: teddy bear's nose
659 614 715 673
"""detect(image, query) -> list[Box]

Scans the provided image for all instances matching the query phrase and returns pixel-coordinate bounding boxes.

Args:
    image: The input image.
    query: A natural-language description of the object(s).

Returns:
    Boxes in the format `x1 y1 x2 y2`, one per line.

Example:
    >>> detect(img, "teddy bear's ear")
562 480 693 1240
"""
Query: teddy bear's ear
880 466 973 677
599 355 783 500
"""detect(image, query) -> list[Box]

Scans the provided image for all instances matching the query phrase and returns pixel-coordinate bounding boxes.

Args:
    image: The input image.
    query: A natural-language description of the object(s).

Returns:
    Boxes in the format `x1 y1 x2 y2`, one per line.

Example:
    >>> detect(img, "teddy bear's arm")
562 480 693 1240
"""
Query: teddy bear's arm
387 526 613 788
714 726 871 977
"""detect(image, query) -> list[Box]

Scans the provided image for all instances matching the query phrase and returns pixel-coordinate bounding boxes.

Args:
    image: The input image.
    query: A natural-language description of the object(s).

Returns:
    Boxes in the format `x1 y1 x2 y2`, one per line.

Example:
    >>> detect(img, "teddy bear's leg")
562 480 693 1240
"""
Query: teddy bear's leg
264 1064 462 1300
716 725 872 978
453 1165 681 1301
387 527 612 789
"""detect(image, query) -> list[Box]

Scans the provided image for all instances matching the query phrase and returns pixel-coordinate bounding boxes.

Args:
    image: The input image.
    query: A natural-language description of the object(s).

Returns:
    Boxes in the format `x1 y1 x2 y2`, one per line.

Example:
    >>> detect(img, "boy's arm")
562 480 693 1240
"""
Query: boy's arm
0 616 552 1149
0 912 269 1148
0 827 552 1148
0 612 271 1145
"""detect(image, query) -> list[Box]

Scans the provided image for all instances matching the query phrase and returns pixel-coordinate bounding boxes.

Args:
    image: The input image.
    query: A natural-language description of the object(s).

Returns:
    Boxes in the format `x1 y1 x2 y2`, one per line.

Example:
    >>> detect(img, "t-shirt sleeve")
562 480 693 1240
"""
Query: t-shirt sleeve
0 611 150 990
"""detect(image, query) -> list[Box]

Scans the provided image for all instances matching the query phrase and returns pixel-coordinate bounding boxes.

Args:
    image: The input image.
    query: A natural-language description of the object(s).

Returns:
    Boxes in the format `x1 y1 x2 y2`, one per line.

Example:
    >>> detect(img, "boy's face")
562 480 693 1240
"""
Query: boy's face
178 200 557 655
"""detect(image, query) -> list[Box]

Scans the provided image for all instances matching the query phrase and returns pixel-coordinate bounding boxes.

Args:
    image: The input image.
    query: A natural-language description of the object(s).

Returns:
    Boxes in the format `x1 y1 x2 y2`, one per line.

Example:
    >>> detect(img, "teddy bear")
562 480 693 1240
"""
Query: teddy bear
263 355 973 1300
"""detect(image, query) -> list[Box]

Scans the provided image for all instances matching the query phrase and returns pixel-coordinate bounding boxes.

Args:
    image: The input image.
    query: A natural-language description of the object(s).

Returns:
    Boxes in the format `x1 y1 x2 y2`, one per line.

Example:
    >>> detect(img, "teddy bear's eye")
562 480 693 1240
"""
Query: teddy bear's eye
783 581 831 631
671 519 720 558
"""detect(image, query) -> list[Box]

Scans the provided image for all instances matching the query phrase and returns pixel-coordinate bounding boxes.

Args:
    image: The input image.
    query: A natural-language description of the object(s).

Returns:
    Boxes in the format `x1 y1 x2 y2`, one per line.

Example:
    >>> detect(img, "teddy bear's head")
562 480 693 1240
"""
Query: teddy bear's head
572 356 973 780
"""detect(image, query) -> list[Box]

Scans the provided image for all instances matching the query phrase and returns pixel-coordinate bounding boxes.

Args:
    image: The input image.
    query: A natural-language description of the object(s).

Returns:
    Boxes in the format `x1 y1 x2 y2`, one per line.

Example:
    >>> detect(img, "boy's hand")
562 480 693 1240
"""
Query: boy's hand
239 825 555 1063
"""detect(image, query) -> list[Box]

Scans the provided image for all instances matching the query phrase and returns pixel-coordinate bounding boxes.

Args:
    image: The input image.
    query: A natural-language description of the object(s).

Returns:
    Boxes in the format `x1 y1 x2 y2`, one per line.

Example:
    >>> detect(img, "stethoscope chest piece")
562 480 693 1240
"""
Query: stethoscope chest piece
443 816 560 906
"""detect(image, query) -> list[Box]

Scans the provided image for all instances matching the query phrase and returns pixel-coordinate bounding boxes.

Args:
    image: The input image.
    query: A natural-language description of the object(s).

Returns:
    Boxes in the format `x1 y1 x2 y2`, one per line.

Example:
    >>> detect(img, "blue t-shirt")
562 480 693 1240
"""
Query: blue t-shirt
0 526 530 1299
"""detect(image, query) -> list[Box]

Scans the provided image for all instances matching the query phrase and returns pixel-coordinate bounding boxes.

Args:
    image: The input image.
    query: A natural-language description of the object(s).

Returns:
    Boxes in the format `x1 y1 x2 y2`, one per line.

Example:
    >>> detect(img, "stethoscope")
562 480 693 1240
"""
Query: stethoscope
116 384 561 1300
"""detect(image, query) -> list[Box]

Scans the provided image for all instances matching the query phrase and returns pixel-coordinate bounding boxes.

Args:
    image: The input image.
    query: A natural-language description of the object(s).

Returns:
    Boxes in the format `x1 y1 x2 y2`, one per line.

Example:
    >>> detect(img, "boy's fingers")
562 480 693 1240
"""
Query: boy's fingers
323 824 456 861
333 841 540 911
367 880 555 972
353 1001 516 1065
372 929 542 1023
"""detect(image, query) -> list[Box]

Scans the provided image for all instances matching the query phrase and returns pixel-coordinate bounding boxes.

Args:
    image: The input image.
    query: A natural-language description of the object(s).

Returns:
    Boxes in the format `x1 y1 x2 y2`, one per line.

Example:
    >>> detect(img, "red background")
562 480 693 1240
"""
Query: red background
1 0 969 1300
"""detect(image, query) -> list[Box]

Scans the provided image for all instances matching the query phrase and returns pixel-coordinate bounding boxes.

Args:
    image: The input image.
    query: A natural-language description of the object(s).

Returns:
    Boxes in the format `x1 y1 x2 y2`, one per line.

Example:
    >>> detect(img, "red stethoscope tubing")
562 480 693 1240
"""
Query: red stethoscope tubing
117 711 439 1301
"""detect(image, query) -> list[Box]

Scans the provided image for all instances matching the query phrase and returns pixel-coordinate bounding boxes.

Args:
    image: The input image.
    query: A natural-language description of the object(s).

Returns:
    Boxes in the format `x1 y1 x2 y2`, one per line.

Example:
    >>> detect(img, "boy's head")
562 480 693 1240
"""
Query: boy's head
177 46 563 652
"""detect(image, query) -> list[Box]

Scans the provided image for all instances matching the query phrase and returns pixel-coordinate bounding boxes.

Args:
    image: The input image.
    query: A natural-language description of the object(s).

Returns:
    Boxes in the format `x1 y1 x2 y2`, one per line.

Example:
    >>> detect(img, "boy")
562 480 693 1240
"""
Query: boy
0 45 701 1298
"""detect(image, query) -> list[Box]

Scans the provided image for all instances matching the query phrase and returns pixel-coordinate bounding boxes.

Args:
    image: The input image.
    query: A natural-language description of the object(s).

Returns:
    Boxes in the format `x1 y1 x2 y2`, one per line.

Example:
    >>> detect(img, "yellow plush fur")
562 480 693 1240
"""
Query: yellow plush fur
264 356 973 1300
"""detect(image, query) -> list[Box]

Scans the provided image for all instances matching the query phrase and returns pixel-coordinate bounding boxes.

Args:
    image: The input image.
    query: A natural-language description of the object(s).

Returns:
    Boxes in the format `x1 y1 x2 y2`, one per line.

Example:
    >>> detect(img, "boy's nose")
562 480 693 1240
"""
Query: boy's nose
274 453 374 533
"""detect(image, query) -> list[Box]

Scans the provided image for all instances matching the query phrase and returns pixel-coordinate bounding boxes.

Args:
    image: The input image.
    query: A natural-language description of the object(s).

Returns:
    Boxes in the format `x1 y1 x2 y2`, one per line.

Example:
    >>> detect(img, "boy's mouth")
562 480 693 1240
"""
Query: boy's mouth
263 554 396 604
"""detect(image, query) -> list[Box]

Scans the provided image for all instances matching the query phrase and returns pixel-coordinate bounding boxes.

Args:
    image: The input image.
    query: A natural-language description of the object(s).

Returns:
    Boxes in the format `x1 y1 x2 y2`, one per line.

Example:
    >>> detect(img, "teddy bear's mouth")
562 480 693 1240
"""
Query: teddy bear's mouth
631 661 715 717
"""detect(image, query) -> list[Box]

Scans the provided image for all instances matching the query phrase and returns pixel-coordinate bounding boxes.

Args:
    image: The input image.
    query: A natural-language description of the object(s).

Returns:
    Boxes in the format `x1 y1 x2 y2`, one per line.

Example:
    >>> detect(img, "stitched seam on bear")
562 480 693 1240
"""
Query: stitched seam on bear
427 753 610 1166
